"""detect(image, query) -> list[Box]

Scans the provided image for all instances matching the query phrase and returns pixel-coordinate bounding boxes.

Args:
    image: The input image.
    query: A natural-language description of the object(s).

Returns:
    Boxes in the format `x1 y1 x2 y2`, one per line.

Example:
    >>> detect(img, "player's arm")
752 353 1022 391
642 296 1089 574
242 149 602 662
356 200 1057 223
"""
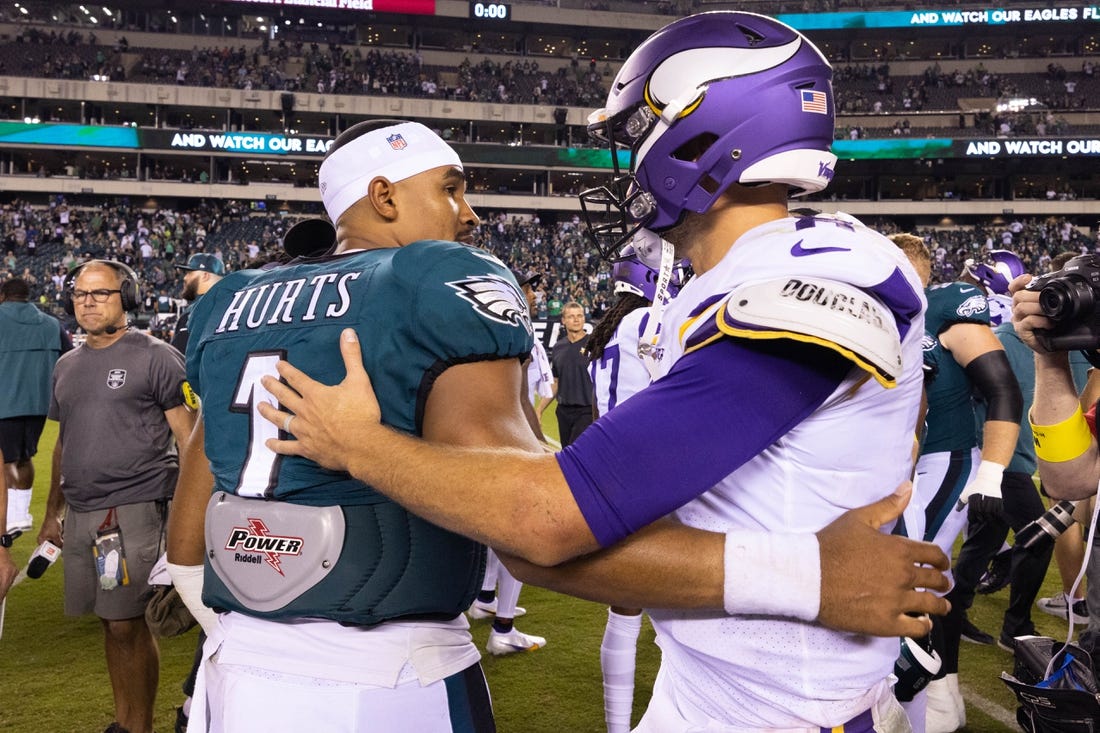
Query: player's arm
941 321 1021 466
420 347 949 634
57 321 74 354
37 430 65 547
166 412 219 632
413 355 593 563
941 321 1021 515
167 413 212 567
423 344 735 607
497 482 948 639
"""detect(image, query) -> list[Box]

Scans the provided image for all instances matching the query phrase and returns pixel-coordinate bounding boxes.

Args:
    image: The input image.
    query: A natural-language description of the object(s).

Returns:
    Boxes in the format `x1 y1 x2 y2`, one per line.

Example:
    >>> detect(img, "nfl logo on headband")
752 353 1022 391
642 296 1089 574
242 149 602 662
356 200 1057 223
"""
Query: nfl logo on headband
319 121 462 225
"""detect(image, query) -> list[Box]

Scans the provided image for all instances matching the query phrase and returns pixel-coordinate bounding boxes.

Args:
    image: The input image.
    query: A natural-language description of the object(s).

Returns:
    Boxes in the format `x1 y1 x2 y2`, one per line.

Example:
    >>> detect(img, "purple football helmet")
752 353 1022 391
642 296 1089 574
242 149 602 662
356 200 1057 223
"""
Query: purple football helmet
580 11 837 258
612 243 688 302
969 250 1026 295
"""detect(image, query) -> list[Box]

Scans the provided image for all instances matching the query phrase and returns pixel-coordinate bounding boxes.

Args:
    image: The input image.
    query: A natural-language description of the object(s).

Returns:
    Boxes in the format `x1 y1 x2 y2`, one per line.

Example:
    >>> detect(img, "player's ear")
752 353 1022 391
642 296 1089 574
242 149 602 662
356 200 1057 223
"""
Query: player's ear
366 176 398 221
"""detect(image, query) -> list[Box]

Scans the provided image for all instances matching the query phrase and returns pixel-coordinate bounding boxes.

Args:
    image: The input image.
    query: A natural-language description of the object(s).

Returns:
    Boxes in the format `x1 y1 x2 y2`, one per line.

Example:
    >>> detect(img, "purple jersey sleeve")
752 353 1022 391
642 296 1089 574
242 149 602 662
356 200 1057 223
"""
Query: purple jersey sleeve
556 337 852 547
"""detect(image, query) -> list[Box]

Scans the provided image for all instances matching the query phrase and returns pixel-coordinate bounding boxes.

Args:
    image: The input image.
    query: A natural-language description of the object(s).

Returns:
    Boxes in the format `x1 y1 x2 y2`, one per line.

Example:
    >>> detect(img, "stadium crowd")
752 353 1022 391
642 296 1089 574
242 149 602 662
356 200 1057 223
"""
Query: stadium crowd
3 24 1100 123
0 195 1096 341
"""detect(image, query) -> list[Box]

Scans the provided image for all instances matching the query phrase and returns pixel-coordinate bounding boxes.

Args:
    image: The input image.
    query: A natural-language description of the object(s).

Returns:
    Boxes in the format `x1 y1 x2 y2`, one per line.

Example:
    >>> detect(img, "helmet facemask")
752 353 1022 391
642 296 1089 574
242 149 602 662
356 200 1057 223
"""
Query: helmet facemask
580 110 661 260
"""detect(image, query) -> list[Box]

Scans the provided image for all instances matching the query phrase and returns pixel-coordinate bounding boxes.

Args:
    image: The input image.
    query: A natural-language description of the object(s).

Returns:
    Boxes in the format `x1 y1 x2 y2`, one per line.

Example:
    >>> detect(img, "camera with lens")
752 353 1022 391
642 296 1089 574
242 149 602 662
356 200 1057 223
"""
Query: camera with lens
1025 254 1100 351
1015 501 1077 552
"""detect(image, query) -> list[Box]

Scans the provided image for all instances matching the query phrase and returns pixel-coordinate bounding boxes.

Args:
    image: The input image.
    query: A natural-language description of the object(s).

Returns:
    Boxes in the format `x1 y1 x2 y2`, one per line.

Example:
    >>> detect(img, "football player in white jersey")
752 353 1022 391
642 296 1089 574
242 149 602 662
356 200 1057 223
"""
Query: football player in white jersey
586 241 687 733
260 12 952 731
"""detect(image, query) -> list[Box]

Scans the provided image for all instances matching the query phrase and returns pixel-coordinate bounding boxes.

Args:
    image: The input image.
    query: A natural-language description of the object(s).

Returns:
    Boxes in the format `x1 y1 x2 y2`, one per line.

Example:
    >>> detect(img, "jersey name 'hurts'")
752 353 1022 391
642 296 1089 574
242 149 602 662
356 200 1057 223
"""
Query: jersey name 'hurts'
214 271 361 333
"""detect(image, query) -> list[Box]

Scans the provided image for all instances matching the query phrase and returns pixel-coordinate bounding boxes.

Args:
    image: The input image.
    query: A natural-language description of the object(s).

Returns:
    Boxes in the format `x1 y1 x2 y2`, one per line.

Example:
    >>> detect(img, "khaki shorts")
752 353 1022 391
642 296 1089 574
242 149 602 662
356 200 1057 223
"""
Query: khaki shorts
62 500 167 620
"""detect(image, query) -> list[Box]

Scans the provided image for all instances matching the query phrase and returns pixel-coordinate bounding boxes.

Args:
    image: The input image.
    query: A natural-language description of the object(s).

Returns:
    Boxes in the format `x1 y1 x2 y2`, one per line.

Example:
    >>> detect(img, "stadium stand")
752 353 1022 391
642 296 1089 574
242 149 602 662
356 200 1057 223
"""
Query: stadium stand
0 0 1099 332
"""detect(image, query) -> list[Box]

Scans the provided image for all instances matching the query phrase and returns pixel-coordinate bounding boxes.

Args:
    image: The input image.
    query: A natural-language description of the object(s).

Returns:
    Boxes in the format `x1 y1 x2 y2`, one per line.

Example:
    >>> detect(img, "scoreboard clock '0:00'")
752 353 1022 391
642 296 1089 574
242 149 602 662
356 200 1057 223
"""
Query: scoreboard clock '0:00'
470 2 511 20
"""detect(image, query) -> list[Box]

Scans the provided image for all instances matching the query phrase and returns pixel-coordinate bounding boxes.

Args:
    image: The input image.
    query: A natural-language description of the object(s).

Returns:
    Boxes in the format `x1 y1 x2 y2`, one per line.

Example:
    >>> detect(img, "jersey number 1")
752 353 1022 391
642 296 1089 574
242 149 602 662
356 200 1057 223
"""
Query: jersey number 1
232 351 286 498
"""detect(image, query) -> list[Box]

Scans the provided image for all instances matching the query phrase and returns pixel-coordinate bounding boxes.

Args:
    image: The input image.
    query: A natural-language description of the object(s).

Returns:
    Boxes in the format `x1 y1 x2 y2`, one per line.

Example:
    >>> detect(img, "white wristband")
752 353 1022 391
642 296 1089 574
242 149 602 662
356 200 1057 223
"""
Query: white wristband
166 561 219 635
960 460 1006 504
975 460 1006 486
723 531 821 621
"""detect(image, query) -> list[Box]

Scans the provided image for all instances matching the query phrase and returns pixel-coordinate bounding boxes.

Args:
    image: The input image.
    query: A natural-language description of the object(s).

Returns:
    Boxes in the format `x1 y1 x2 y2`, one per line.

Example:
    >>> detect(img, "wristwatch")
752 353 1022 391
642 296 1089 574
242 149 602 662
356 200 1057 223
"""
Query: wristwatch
0 533 13 548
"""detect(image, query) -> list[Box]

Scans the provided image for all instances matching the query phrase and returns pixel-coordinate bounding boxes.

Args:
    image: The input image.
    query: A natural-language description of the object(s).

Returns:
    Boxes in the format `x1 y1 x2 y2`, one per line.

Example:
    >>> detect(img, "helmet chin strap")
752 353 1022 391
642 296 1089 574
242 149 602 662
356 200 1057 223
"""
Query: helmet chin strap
637 236 676 380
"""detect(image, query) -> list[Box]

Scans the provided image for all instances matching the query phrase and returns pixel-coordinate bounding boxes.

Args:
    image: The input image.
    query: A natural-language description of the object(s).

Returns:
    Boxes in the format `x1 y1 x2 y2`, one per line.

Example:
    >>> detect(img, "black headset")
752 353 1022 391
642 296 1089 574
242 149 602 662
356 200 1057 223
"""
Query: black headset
63 259 142 315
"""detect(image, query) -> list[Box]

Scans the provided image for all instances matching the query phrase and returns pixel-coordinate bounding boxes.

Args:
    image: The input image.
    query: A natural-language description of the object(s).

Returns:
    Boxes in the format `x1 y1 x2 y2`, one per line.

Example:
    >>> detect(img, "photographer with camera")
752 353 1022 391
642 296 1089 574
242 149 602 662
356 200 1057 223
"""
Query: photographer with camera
1010 252 1093 628
1009 253 1100 730
1013 255 1100 501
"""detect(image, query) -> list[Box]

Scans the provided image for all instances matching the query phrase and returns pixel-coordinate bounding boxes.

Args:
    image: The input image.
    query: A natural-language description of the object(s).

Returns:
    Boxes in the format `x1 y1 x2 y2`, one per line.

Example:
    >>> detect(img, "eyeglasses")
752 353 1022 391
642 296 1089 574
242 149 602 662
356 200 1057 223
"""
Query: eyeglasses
71 289 121 303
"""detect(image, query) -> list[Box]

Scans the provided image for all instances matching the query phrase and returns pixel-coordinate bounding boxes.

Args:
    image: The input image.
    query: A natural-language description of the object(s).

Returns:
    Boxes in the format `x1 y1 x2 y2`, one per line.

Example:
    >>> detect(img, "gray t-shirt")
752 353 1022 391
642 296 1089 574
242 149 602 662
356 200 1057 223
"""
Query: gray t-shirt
49 330 187 511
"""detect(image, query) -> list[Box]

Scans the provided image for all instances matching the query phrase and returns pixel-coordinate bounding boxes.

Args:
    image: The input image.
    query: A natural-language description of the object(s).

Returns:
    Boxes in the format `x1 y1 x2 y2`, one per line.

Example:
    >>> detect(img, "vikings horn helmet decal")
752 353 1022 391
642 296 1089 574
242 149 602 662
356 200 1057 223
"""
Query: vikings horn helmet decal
580 11 837 259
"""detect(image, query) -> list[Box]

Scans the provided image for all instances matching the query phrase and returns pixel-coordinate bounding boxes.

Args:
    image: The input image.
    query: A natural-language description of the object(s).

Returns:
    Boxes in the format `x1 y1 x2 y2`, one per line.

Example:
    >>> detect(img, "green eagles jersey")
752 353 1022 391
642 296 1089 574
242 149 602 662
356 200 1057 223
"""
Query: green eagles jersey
188 240 533 503
186 240 534 623
920 281 991 455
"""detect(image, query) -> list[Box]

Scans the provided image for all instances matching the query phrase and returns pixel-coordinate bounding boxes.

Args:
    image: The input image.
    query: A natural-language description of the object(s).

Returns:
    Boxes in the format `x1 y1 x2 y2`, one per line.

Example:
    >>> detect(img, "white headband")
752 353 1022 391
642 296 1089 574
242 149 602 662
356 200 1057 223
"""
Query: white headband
318 121 463 224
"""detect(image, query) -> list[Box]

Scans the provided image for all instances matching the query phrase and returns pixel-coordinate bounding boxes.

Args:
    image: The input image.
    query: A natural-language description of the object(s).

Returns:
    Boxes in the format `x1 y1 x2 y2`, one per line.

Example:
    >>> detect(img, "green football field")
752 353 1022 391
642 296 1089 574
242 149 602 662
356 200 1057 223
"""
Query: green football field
0 417 1081 732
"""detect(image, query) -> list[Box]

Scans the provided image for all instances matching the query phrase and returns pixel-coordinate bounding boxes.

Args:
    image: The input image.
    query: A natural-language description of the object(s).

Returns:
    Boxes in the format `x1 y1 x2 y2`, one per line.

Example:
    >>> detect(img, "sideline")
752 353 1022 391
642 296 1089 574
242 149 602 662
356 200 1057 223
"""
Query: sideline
964 682 1019 729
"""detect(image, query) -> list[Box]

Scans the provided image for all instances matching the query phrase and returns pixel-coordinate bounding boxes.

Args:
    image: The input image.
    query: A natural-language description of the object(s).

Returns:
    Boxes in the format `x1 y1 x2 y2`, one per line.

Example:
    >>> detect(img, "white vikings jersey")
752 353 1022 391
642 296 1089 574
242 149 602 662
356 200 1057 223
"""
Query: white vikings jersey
987 292 1013 327
589 307 653 416
646 214 927 728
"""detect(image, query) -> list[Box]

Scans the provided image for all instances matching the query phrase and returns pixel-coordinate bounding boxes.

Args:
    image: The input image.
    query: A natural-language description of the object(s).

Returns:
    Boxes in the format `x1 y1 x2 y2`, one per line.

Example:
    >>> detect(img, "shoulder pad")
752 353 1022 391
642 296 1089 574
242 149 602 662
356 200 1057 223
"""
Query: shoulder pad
718 277 903 387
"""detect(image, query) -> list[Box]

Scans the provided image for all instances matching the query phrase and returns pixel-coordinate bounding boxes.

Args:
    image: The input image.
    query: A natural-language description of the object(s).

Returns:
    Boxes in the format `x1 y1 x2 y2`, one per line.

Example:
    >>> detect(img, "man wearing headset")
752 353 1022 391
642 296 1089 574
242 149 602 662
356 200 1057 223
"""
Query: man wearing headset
38 260 196 733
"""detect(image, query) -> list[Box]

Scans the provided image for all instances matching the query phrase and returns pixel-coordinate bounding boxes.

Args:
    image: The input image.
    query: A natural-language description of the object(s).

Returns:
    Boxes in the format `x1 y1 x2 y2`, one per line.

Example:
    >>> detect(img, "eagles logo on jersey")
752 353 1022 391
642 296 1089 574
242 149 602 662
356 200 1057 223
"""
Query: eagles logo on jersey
955 294 988 319
447 274 533 333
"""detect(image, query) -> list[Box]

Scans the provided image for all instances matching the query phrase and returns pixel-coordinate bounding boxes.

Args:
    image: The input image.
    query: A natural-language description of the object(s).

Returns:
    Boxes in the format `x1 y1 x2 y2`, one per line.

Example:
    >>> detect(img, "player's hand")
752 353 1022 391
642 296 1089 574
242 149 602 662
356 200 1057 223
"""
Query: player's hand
956 461 1007 524
0 549 17 603
259 328 382 474
964 494 1005 524
1011 273 1056 354
816 481 951 638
